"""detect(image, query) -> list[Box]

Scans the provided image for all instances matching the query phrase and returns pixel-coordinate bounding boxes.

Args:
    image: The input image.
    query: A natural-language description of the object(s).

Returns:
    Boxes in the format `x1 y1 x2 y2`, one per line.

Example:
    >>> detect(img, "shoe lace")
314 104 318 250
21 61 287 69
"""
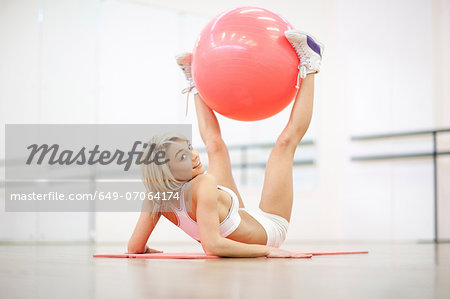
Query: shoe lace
181 85 195 116
290 42 310 88
293 43 308 61
180 63 193 80
177 61 195 116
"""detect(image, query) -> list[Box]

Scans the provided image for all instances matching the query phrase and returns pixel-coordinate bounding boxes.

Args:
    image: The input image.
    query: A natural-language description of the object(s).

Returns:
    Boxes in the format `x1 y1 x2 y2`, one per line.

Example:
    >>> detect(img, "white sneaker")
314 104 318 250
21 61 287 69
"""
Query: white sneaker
284 30 324 86
175 52 197 92
175 52 198 115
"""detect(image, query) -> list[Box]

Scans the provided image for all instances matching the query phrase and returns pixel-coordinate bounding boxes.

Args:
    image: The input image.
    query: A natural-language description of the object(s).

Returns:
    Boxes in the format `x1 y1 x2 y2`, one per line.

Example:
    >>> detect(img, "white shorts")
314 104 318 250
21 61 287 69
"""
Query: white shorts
241 208 289 248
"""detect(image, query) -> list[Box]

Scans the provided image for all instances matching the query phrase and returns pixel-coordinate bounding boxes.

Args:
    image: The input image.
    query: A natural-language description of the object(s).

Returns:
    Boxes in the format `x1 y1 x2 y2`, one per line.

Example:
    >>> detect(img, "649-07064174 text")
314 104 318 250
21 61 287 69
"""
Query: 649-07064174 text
9 191 180 201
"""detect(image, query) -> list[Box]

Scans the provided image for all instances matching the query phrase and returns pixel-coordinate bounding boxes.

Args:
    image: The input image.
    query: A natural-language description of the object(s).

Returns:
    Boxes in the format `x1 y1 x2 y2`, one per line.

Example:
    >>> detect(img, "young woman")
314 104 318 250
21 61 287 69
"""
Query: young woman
128 30 324 258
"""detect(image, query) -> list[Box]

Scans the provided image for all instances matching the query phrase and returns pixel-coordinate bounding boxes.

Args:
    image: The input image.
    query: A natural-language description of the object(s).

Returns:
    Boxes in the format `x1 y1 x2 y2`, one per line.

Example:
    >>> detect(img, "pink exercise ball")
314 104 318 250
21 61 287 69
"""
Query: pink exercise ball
192 7 299 121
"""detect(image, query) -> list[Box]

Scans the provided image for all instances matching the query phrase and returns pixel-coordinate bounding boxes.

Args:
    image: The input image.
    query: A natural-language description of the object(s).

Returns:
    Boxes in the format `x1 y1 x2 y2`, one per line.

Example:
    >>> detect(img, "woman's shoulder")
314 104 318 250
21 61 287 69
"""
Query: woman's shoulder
191 173 217 186
190 173 218 196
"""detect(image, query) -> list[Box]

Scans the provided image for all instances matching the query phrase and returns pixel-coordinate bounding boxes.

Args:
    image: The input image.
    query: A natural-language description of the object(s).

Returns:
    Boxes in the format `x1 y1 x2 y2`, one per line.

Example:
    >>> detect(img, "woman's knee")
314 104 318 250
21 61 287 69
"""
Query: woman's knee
205 137 226 154
275 129 302 151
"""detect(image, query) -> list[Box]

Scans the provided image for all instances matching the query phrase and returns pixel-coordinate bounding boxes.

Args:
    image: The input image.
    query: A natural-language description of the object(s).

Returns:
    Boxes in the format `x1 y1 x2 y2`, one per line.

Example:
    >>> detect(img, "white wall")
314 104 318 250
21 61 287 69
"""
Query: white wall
0 0 448 244
333 0 448 241
0 0 97 242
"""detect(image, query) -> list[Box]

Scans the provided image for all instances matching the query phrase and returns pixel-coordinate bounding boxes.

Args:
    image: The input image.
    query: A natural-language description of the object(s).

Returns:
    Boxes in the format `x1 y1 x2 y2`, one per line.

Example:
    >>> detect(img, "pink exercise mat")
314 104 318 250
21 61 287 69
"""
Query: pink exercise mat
93 252 222 259
93 250 368 259
292 250 369 256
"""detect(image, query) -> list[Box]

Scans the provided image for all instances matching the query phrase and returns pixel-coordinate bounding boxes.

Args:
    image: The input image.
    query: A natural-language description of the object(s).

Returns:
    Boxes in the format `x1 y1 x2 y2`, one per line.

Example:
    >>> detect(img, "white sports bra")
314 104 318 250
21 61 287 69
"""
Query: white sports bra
173 183 241 242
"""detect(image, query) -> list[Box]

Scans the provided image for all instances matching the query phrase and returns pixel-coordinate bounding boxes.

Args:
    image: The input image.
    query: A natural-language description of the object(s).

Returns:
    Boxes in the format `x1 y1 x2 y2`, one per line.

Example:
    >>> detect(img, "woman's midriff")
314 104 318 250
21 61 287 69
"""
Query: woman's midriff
226 209 268 245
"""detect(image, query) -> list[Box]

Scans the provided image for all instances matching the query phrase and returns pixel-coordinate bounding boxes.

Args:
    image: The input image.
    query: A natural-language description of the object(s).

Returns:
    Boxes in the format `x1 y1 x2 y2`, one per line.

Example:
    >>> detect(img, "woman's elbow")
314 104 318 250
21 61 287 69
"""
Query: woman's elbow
202 237 223 256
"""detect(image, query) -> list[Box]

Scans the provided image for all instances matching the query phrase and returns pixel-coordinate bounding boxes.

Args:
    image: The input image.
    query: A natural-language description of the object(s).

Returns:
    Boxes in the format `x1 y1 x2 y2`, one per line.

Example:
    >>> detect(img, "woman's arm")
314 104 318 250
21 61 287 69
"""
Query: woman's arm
127 200 162 254
194 174 296 258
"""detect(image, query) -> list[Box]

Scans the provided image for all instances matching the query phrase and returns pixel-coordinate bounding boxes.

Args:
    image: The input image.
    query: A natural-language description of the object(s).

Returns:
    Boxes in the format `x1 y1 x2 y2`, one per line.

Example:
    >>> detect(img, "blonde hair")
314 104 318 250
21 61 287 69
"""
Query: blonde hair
140 132 190 215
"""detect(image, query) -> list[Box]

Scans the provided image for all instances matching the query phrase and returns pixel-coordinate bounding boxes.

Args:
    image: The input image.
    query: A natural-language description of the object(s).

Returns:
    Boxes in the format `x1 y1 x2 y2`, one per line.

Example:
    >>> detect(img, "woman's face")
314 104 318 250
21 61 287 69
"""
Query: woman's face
166 140 205 181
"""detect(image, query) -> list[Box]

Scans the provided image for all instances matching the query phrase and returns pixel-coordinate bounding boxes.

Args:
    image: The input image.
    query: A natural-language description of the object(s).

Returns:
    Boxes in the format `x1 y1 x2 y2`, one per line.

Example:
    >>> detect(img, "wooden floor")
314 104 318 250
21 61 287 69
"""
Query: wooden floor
0 242 449 299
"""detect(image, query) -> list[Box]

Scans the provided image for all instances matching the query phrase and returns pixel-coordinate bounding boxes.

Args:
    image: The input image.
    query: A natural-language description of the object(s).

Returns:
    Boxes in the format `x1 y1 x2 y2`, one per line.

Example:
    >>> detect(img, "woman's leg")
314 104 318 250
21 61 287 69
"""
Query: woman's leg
176 52 244 208
193 93 245 208
259 30 323 221
259 74 315 222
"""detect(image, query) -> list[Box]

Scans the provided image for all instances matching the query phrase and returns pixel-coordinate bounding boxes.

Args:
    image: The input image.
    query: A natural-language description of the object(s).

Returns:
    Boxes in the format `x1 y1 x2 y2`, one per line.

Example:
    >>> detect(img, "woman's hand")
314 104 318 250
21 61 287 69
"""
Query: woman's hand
266 247 305 258
143 245 163 254
126 245 163 254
